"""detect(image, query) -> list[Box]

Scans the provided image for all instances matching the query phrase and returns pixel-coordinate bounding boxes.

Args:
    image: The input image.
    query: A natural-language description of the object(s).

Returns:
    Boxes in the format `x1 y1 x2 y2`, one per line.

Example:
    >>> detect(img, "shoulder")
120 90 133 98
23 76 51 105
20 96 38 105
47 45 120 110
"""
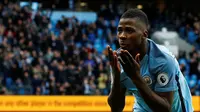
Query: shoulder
148 39 178 74
148 39 175 59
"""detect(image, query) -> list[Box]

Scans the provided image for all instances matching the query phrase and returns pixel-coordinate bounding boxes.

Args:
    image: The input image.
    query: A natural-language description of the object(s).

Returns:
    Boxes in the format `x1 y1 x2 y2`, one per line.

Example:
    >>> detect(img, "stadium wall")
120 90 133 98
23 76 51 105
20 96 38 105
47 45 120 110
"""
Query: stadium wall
0 96 199 111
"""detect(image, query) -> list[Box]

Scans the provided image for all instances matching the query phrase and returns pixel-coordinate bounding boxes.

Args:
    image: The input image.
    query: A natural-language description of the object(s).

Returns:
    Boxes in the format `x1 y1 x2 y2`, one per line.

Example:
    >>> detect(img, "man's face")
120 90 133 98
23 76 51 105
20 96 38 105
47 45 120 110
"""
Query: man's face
117 18 146 52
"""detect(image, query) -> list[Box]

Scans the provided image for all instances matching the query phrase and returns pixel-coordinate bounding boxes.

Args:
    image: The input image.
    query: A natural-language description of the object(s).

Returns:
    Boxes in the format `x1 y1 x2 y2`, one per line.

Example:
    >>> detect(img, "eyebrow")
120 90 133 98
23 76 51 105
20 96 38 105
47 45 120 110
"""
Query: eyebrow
117 25 136 30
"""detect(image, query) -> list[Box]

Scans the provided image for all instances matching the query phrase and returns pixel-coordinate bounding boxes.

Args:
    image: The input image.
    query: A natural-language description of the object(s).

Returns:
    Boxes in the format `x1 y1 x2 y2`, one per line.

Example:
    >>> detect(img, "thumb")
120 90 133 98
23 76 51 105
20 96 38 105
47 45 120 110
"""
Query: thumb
113 51 117 55
135 53 140 64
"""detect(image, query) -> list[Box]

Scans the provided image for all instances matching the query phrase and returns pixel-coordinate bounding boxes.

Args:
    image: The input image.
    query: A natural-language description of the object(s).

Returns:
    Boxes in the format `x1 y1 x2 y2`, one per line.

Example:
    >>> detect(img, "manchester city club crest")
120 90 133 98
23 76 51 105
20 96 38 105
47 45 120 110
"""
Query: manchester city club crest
143 75 152 85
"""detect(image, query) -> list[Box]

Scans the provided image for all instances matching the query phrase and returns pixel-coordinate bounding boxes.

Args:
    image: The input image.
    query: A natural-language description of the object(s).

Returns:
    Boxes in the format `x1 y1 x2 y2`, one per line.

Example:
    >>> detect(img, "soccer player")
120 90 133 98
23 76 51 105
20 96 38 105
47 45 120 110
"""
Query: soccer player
107 8 193 112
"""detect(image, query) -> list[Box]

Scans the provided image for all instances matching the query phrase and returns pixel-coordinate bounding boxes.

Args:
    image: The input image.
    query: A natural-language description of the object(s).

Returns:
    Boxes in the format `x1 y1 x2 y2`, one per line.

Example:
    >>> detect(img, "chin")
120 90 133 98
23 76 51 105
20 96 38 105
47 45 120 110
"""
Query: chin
120 46 129 51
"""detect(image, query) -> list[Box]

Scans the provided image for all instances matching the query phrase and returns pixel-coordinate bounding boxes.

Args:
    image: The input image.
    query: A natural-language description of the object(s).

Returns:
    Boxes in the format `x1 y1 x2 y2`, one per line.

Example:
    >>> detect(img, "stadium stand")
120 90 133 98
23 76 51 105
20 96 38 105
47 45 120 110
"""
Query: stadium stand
0 1 199 96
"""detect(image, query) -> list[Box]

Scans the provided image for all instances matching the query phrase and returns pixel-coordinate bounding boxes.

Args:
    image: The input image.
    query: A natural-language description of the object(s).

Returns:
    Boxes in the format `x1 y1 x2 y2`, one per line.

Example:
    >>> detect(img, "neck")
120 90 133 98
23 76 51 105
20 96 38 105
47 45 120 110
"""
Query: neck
130 39 148 61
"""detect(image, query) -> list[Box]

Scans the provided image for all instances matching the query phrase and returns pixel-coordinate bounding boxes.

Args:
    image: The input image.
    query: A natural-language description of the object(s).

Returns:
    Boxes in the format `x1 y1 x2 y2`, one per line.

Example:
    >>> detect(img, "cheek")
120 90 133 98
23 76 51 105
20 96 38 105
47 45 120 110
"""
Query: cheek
130 35 142 46
137 36 142 45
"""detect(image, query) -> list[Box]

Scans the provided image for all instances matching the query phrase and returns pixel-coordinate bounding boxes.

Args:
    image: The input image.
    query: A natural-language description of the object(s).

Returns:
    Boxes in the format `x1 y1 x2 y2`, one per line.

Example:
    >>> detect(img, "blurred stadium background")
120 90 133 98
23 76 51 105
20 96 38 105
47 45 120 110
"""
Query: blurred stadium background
0 0 199 111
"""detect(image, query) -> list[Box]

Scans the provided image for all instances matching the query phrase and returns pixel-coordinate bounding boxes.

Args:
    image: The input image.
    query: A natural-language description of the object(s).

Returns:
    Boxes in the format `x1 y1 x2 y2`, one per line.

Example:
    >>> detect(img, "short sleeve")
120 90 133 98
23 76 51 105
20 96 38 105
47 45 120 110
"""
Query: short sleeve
154 59 178 92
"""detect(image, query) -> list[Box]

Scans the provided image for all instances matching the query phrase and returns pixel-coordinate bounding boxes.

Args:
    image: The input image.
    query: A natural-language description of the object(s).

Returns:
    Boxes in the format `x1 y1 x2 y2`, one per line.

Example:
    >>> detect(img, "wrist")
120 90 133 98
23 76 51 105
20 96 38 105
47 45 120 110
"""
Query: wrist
131 72 141 82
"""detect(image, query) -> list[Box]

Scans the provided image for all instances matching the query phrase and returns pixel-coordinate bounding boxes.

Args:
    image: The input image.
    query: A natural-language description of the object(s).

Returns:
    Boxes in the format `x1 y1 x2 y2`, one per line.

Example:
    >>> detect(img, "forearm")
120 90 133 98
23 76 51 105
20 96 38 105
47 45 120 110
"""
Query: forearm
108 87 126 112
108 73 126 112
133 75 171 112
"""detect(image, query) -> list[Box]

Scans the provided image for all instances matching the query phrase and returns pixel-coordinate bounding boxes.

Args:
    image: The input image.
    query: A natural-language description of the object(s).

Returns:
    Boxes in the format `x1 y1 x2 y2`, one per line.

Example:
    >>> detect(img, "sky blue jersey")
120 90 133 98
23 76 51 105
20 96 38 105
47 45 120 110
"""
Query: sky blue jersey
110 39 193 112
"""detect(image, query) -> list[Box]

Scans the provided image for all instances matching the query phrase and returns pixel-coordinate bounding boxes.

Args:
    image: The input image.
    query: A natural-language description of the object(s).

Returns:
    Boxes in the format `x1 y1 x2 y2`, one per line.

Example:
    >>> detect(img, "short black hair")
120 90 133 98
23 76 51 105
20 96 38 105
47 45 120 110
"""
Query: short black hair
121 8 149 28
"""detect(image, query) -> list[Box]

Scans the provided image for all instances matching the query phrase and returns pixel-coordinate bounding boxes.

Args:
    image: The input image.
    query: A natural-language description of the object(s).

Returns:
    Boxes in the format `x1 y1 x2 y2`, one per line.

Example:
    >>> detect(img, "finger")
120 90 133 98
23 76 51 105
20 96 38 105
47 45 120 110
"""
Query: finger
112 54 120 76
113 54 119 69
120 50 132 65
119 50 127 64
116 58 121 70
118 56 126 70
107 45 111 56
118 56 125 65
135 53 140 64
123 50 134 62
113 51 117 56
107 46 114 63
123 50 139 66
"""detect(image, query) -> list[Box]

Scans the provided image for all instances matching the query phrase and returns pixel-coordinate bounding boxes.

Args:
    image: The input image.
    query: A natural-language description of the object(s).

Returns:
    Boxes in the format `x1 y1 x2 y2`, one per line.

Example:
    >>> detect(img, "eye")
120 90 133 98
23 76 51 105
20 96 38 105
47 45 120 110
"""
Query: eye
117 28 122 33
125 27 135 33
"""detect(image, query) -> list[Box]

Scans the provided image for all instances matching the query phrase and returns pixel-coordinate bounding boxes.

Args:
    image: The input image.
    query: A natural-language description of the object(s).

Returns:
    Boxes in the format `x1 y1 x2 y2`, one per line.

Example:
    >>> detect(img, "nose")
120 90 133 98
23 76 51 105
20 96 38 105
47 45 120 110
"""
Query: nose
118 32 127 40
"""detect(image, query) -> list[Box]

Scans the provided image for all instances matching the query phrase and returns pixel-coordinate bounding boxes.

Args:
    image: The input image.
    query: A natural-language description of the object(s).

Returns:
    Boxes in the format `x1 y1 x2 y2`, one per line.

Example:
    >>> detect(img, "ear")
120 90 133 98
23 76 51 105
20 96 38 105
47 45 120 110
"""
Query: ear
143 30 148 38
